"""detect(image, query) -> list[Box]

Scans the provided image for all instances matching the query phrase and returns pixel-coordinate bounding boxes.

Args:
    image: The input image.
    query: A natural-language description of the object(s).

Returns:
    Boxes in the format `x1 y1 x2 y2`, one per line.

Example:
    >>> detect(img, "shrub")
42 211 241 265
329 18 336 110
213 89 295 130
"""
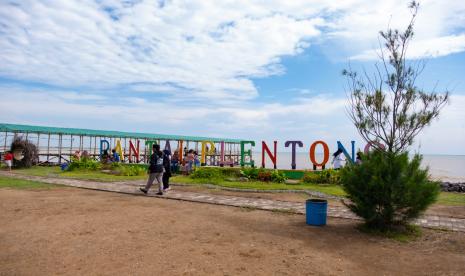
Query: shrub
191 167 223 179
67 157 102 171
270 170 287 183
257 169 272 182
340 150 440 230
191 167 242 179
303 170 340 185
241 167 259 180
117 164 147 176
10 137 38 168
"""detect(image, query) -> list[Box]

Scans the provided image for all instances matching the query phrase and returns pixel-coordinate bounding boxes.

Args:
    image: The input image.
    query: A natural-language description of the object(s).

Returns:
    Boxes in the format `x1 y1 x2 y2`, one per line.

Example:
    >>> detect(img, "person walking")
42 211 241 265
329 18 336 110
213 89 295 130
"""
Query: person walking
187 149 195 174
4 151 13 172
171 150 179 173
162 149 172 191
355 152 363 165
140 144 164 195
332 149 345 170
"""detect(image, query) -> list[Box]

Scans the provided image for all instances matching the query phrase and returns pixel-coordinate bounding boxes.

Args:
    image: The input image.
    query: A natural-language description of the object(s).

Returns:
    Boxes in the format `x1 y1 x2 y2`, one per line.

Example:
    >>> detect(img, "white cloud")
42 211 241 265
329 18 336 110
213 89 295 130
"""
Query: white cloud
1 0 464 101
0 0 323 101
0 85 462 154
351 34 465 60
333 0 465 61
0 84 350 143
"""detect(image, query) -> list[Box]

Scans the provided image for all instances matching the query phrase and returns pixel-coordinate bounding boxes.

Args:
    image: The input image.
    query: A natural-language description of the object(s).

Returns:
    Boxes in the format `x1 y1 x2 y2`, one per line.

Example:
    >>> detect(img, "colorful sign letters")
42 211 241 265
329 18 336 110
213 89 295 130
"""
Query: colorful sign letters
99 138 365 170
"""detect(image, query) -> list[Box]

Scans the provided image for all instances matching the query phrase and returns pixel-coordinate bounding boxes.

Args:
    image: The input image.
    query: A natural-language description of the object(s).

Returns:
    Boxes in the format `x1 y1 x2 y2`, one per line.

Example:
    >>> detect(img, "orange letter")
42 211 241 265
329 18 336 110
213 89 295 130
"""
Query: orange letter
309 141 329 170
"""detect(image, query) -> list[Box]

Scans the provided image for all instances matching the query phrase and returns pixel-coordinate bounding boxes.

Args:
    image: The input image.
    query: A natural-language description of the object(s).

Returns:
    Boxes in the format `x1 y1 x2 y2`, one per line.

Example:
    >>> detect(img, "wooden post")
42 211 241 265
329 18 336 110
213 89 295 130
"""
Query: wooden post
124 138 127 162
3 131 7 152
46 133 50 163
58 134 62 164
94 136 97 157
70 135 73 157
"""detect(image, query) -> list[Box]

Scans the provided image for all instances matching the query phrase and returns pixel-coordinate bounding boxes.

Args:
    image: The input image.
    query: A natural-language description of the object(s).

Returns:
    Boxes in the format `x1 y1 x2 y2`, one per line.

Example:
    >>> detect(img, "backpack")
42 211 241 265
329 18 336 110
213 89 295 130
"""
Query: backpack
149 152 165 173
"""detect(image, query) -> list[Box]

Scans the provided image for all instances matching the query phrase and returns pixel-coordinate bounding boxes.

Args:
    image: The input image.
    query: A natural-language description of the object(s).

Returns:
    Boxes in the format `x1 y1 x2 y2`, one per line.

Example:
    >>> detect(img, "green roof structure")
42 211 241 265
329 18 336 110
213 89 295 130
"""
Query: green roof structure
0 123 244 143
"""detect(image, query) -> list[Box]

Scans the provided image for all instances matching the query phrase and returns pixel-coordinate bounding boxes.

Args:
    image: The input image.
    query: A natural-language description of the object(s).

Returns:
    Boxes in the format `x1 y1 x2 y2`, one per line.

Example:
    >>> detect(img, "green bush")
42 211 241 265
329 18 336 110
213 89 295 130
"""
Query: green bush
257 170 272 182
270 170 287 183
67 157 102 171
191 167 286 183
191 167 223 179
10 137 38 168
117 164 147 176
303 170 340 184
340 150 440 230
241 167 259 179
191 167 242 179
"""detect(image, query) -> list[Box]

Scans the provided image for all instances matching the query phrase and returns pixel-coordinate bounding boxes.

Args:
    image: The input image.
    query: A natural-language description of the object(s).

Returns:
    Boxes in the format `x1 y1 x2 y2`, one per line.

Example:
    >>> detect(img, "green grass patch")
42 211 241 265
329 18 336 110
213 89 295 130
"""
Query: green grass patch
12 167 465 206
436 192 465 206
0 176 58 189
357 223 422 242
14 166 147 182
14 166 61 177
171 175 346 197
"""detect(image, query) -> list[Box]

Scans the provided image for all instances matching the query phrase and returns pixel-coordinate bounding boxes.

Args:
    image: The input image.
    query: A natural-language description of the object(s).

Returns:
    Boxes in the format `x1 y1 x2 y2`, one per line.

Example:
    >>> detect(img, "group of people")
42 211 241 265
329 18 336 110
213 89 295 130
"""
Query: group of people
183 149 201 174
140 145 207 195
99 149 121 163
140 144 172 196
168 148 202 176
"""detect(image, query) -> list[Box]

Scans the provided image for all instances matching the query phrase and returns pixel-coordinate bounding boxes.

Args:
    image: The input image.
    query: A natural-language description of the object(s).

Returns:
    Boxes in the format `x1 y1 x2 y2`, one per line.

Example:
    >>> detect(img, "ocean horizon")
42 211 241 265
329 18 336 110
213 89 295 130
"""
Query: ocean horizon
251 152 465 183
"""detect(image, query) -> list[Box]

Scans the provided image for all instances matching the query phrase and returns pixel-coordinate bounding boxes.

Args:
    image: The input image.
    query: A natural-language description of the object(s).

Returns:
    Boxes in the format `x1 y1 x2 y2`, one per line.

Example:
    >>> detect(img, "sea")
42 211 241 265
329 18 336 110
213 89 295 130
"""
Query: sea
252 152 465 183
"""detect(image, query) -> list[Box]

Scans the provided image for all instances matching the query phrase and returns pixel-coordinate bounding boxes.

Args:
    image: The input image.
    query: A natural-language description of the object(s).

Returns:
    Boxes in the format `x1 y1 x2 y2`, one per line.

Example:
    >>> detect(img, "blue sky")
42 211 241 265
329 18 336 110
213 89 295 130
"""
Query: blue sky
0 0 464 154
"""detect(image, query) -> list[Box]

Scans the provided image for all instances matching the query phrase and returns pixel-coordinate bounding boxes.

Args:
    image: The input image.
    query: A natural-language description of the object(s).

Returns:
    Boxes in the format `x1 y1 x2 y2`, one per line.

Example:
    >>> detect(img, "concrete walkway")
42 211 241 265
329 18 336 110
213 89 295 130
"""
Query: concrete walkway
2 171 465 232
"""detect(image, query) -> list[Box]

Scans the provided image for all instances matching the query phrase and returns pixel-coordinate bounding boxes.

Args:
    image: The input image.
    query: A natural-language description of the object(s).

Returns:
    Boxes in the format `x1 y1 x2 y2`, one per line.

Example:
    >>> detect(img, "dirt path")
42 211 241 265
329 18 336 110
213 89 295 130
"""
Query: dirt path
1 188 464 275
174 185 465 218
2 171 464 231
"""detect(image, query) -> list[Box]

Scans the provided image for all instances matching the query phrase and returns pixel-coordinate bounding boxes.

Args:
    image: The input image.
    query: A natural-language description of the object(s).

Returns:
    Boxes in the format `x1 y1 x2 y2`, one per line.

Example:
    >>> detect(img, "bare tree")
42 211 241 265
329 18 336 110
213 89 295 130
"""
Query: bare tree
343 1 449 154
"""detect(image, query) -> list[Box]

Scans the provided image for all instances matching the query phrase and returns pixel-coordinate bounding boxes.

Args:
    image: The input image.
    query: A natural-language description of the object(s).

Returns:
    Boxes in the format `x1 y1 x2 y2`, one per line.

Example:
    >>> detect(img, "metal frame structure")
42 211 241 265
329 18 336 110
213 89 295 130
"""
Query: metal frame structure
0 123 245 165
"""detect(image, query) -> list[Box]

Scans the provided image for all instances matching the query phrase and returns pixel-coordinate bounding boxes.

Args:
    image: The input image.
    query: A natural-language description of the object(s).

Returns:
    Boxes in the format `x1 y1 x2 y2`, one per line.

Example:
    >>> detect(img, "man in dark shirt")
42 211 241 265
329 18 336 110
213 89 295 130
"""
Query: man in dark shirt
140 144 164 195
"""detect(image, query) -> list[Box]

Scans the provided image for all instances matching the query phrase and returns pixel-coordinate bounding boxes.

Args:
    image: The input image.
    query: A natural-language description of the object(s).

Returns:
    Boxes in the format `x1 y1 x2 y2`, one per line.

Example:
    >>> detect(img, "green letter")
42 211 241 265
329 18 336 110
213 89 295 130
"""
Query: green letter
240 141 255 167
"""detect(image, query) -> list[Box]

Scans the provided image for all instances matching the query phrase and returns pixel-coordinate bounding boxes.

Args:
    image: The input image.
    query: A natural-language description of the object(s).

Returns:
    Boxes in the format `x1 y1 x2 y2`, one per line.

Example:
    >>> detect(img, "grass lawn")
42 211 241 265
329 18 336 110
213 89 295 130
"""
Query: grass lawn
10 166 465 206
171 175 347 197
14 166 147 182
437 192 465 206
0 175 59 189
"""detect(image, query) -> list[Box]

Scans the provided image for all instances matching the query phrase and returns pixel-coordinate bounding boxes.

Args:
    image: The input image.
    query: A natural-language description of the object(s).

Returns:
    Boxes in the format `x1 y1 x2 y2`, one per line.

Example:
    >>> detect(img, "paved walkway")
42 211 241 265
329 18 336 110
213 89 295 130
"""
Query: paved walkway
2 171 465 232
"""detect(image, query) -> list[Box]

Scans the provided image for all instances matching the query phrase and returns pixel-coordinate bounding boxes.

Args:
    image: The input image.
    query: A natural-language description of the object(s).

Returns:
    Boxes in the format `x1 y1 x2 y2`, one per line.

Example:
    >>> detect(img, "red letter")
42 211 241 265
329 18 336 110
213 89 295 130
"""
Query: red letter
262 141 277 169
364 141 386 154
129 140 140 163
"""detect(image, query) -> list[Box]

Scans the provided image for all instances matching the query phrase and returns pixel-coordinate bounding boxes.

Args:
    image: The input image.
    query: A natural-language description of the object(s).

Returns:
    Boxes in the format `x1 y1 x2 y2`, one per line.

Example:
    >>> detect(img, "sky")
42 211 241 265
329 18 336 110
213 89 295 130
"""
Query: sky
0 0 464 154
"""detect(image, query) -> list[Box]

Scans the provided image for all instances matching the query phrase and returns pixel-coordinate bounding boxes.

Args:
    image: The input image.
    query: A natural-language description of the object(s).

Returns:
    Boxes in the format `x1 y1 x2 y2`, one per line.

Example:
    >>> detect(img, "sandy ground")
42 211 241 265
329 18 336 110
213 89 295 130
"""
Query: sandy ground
1 187 464 276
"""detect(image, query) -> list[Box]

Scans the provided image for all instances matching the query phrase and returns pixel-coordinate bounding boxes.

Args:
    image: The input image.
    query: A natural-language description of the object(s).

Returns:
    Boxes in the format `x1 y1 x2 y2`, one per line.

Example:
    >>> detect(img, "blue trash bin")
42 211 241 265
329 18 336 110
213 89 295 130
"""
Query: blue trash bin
60 163 69 171
306 199 327 226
